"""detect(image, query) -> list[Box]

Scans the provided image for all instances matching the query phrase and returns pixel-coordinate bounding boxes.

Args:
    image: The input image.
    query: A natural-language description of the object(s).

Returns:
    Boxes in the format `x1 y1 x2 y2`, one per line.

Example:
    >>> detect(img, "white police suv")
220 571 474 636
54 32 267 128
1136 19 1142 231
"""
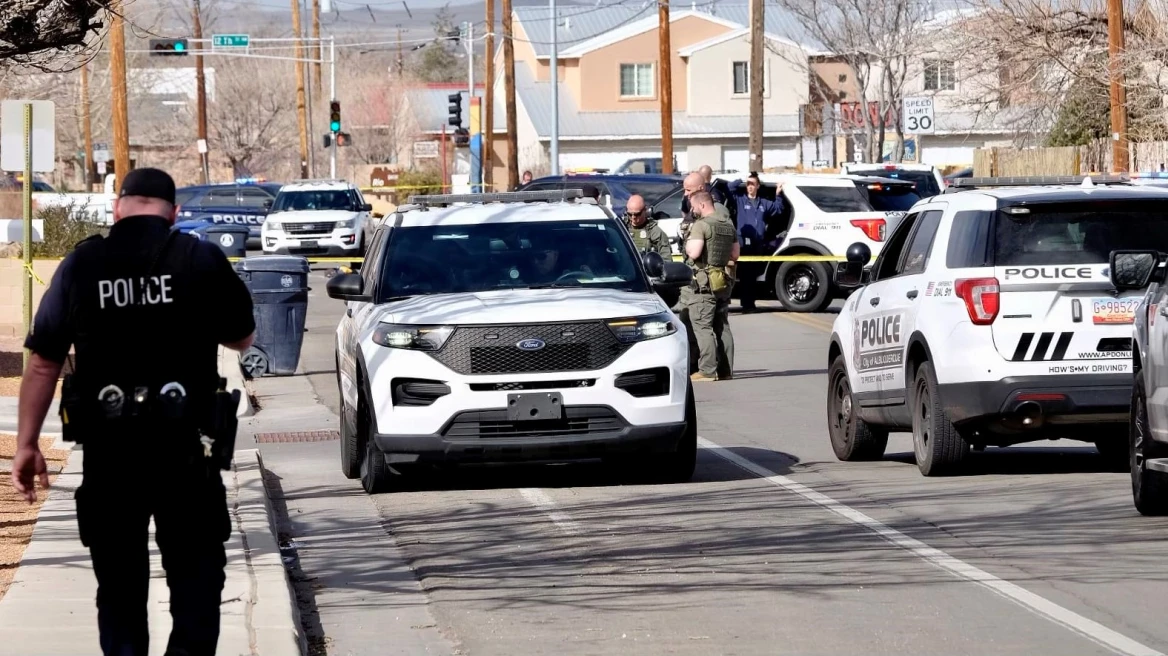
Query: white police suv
327 190 697 493
826 176 1163 475
262 179 372 257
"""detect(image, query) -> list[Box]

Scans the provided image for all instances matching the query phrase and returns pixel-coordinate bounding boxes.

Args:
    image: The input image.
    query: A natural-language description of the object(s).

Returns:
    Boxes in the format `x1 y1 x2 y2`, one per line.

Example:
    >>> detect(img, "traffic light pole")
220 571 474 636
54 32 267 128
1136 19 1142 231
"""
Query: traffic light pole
330 36 337 179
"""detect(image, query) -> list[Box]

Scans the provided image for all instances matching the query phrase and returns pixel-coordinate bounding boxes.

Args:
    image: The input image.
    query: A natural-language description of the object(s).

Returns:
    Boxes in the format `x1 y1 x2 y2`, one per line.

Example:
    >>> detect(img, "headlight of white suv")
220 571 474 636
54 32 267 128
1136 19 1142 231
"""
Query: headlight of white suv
334 217 359 229
266 220 283 231
605 312 677 343
372 324 455 351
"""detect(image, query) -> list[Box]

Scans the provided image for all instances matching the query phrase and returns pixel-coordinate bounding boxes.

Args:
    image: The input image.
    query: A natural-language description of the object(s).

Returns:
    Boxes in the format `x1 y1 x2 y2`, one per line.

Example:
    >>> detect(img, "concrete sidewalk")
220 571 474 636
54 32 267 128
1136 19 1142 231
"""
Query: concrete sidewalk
0 351 302 655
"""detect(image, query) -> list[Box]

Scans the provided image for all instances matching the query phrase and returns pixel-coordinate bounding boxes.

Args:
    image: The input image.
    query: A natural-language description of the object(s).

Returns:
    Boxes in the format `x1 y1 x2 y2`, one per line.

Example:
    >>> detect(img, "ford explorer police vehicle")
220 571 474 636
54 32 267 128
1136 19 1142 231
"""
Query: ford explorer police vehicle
262 179 373 257
1109 248 1168 514
326 189 697 493
826 176 1157 476
174 180 282 248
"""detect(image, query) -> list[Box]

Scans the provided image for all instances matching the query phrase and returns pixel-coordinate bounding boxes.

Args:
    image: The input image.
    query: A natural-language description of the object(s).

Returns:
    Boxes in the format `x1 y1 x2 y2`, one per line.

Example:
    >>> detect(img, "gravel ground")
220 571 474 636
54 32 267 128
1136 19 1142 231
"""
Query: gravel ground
0 435 70 602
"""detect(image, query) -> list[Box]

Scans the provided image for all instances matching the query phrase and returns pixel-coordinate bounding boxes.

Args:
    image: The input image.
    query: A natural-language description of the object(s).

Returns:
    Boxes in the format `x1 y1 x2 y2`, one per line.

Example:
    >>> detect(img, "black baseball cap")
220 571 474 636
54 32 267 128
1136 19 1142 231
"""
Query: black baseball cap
119 168 176 205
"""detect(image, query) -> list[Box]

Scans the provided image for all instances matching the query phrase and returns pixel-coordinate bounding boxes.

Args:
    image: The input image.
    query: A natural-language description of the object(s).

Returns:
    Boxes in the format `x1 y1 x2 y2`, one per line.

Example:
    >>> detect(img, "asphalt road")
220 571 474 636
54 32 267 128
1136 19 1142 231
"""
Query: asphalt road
252 270 1168 656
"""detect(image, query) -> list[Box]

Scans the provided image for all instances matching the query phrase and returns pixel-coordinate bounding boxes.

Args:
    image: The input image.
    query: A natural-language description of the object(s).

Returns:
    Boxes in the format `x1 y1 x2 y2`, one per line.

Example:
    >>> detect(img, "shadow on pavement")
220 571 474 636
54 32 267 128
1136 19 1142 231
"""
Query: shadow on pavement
733 368 827 380
884 445 1122 477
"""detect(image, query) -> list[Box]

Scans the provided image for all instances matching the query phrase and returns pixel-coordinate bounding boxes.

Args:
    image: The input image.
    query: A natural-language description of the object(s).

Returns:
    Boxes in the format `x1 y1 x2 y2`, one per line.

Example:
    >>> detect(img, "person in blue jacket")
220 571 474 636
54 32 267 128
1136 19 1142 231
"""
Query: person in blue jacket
727 172 784 312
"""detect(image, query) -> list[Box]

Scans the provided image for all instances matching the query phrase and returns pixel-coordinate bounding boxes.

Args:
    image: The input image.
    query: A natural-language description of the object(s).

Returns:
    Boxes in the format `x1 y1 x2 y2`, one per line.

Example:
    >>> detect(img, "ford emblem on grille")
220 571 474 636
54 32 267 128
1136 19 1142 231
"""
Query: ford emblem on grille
516 338 545 351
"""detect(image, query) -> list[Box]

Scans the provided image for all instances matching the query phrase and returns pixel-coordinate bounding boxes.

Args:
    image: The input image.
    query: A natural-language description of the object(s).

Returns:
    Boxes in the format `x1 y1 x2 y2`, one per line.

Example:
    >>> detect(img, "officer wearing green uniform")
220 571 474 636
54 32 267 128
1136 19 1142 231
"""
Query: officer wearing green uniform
624 194 672 258
677 190 738 381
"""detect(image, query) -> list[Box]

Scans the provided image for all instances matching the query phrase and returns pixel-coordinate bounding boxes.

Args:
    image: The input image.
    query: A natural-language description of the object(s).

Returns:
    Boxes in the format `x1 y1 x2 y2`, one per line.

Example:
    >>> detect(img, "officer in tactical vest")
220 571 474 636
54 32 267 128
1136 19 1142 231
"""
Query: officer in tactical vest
678 190 738 381
624 194 672 258
11 168 256 656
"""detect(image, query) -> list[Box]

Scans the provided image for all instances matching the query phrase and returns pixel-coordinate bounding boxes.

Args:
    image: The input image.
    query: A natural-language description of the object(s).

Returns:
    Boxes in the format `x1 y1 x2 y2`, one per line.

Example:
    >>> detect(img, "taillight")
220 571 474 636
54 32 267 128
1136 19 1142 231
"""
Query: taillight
850 218 886 241
955 277 1000 325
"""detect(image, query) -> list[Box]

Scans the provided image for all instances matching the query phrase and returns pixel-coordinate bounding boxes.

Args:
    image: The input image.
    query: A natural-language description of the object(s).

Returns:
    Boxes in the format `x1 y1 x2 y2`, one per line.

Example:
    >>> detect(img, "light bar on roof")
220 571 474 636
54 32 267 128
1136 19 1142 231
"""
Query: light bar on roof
408 189 586 206
946 175 1130 190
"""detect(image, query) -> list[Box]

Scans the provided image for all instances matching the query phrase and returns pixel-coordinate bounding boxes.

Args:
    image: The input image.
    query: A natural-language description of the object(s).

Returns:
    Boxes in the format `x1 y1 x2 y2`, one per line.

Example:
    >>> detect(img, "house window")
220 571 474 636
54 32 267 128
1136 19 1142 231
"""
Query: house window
733 61 749 95
619 63 654 98
923 59 956 91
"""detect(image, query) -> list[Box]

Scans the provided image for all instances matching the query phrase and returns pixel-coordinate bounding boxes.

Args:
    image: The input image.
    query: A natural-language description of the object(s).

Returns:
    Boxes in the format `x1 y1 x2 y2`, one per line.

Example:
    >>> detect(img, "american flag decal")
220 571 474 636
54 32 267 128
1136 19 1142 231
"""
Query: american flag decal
925 282 936 296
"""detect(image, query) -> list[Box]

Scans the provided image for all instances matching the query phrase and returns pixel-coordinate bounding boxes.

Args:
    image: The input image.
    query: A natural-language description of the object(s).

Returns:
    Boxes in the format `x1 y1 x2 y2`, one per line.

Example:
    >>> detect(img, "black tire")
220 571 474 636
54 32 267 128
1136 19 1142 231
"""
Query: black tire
339 370 362 479
911 362 970 476
358 398 395 494
1131 375 1168 515
656 383 698 483
240 347 269 379
775 261 832 313
827 355 889 461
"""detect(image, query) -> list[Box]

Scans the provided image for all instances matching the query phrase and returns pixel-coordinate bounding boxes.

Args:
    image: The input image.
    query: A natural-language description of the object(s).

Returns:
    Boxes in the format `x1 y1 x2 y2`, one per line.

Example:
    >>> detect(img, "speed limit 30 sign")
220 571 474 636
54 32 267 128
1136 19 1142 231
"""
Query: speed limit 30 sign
903 97 935 134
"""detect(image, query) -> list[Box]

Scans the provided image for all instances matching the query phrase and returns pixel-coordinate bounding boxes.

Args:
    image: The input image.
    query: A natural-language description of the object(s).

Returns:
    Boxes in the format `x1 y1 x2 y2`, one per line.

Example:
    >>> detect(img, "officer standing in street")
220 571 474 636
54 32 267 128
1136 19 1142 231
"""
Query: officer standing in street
728 172 784 312
624 194 672 258
10 168 257 656
677 190 739 381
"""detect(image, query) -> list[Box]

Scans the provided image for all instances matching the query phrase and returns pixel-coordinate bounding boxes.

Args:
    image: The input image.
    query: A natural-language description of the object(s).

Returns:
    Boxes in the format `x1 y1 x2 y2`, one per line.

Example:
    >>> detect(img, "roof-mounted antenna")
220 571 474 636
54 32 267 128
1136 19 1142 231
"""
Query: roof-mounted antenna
1081 176 1096 188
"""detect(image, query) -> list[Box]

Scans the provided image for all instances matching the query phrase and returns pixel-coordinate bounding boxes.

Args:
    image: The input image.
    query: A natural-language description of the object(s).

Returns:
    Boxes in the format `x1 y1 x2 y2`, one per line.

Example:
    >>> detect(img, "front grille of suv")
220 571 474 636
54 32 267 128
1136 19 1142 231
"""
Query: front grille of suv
442 406 625 439
427 322 631 375
285 222 333 235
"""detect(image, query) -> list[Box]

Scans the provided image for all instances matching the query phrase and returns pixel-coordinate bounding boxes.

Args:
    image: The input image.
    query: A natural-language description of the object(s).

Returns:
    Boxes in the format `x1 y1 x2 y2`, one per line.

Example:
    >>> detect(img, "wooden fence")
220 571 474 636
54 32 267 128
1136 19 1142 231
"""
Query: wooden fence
974 138 1168 176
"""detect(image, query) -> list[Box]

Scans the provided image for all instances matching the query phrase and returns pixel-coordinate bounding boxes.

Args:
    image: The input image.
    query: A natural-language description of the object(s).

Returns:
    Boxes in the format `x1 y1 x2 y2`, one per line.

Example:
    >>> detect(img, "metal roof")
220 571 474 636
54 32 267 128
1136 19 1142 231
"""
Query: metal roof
512 4 827 58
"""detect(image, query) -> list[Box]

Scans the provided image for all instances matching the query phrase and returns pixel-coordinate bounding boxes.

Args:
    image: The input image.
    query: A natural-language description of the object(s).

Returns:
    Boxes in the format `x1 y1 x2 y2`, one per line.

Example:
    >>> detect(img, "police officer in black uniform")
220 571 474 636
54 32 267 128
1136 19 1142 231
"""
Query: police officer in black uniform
11 168 256 656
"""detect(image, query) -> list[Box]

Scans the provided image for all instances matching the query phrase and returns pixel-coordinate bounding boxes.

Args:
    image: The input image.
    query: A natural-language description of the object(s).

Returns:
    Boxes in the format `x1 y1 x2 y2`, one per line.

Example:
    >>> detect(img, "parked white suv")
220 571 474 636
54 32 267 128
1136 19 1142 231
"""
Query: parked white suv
327 190 697 493
826 176 1157 476
262 179 372 257
709 173 891 312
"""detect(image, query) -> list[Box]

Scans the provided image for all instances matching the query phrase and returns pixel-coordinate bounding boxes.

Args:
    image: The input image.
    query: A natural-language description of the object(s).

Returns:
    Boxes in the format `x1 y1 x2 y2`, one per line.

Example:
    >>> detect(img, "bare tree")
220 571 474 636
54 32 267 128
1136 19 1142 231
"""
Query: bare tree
773 0 933 162
0 0 105 67
210 55 298 178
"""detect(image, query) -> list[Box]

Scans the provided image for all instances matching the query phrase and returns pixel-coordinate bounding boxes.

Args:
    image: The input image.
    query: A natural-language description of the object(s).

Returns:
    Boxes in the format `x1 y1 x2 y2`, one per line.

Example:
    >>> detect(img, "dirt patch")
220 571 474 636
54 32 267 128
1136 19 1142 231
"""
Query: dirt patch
0 336 69 398
0 434 70 602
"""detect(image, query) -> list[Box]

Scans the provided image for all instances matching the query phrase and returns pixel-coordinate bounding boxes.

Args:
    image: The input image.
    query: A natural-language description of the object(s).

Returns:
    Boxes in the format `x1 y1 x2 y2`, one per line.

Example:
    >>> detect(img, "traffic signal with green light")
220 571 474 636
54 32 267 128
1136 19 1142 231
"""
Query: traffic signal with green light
329 100 341 133
149 38 189 56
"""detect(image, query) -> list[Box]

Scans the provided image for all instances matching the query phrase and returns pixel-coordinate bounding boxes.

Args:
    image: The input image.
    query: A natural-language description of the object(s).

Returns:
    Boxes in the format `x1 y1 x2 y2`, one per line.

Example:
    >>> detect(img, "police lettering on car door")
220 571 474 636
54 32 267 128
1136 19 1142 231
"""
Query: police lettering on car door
853 312 905 384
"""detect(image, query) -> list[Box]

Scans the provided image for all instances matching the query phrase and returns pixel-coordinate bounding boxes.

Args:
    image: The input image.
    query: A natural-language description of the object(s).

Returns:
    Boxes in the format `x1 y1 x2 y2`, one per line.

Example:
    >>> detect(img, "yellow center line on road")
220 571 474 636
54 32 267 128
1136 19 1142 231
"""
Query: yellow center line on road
773 311 834 333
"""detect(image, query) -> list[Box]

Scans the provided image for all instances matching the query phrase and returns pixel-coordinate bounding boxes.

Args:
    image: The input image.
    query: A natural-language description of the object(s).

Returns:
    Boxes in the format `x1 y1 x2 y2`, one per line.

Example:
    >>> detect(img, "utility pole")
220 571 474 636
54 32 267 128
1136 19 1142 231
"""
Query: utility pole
484 2 495 189
311 0 323 96
467 22 474 100
503 0 519 189
303 0 316 177
81 62 94 192
658 0 673 174
549 0 559 175
291 0 310 178
1107 0 1129 172
748 0 764 172
109 0 131 193
193 0 211 184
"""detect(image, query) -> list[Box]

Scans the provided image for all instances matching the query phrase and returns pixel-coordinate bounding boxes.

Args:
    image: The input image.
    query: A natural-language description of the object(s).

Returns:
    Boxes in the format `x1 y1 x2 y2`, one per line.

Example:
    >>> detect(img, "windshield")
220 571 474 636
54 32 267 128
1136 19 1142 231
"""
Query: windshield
994 202 1168 265
850 168 940 197
378 219 650 299
867 188 921 212
272 189 357 212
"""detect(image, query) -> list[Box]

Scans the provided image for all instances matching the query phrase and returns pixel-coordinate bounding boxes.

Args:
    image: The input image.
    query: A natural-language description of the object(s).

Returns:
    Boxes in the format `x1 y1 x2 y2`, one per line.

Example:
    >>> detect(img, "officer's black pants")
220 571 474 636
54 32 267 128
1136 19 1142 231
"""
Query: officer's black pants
75 446 230 656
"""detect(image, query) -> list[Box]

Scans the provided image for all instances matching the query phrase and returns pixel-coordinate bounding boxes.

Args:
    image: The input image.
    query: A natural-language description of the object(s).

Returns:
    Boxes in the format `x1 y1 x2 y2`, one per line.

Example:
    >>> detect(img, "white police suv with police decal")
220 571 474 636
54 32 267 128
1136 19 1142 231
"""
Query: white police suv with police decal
262 179 372 257
826 176 1162 476
326 190 697 493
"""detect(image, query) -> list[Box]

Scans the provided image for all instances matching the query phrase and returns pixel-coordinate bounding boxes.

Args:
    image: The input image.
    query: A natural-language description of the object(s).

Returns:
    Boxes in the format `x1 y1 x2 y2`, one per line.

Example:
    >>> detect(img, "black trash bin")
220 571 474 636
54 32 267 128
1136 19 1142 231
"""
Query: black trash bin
196 224 250 258
234 255 310 377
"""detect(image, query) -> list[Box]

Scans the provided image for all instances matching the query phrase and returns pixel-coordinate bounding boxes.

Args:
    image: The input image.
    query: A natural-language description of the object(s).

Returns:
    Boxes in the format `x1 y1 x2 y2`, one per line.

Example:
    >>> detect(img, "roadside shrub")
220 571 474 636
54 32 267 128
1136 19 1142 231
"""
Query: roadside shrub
396 169 443 198
30 206 106 258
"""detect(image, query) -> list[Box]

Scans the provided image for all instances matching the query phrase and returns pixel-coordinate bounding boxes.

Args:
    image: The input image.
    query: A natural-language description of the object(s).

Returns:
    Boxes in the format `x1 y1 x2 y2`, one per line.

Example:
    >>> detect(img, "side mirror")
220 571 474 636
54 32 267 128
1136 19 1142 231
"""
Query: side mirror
657 261 693 286
641 251 666 278
835 242 873 287
360 203 374 212
326 272 370 301
1110 250 1161 291
263 198 273 209
846 242 872 265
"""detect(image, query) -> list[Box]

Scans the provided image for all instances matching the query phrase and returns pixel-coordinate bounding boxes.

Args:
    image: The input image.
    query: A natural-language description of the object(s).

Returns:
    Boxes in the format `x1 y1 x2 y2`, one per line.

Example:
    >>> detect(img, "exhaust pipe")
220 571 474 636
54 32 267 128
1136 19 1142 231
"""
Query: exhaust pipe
1015 401 1044 428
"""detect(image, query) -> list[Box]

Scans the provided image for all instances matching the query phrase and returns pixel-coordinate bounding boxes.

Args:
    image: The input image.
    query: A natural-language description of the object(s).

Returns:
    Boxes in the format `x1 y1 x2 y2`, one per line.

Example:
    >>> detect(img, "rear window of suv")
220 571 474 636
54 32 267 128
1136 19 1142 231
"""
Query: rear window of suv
994 201 1168 265
798 185 874 213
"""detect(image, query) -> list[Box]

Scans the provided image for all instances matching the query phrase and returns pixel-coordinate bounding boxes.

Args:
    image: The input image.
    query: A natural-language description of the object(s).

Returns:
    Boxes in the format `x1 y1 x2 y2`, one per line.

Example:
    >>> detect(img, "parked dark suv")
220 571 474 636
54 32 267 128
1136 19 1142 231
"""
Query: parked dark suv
174 180 284 247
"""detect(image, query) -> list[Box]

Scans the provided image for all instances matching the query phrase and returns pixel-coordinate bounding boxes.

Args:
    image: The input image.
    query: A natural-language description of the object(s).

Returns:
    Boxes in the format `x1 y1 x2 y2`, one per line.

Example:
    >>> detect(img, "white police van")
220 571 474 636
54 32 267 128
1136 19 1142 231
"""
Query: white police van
826 176 1163 475
326 190 697 493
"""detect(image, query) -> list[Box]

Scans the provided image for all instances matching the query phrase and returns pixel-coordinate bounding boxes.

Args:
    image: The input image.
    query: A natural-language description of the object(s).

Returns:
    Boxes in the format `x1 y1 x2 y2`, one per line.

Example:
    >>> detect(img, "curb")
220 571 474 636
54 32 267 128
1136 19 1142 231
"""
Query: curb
234 448 306 656
219 346 255 418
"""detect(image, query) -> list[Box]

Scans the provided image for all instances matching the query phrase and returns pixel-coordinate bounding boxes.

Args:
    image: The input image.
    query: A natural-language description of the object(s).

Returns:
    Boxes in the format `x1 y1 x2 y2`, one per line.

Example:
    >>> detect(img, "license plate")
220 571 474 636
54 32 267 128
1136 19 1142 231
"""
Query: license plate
1092 298 1140 324
506 392 563 422
298 240 317 249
